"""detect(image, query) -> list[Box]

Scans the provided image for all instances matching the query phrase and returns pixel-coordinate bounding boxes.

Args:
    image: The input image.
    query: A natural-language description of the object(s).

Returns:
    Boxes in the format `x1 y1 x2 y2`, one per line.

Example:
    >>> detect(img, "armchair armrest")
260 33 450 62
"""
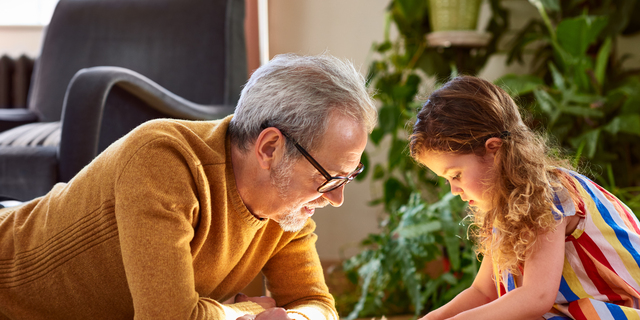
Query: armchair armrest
59 66 236 182
0 108 39 132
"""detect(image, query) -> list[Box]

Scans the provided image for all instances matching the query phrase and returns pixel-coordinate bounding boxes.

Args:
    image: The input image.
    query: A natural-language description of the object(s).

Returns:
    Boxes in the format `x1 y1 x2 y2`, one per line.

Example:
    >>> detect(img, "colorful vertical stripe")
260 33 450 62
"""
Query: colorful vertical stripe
496 169 640 319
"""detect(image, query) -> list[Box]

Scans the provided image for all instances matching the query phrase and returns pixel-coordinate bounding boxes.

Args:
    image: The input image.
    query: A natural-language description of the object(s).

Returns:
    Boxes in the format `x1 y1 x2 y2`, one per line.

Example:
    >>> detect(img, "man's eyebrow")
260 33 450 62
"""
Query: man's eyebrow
326 164 358 177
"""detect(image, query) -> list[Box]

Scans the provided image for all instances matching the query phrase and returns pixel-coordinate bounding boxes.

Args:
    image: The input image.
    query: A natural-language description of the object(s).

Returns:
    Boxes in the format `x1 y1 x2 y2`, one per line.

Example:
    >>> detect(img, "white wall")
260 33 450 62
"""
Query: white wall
267 0 389 261
0 25 43 57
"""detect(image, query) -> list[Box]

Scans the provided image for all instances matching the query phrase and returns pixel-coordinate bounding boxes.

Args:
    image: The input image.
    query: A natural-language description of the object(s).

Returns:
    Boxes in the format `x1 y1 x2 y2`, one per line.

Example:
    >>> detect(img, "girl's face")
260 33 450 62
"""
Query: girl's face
420 149 497 211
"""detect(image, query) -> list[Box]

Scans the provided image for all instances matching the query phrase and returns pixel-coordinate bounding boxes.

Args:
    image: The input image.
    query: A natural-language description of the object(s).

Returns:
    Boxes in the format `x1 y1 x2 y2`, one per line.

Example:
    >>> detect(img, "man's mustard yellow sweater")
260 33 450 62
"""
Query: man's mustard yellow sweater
0 115 337 320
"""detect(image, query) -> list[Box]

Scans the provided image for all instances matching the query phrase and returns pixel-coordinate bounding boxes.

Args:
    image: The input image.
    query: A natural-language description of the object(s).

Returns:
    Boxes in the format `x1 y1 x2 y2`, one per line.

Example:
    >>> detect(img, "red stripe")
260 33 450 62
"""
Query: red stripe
498 281 506 296
568 300 588 320
574 236 623 302
578 233 615 271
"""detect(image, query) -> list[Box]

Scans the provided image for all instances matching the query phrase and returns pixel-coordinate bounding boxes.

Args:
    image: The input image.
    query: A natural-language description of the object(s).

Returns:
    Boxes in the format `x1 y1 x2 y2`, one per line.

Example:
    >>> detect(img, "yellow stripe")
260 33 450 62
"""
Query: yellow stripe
621 305 640 320
492 261 501 297
562 255 592 299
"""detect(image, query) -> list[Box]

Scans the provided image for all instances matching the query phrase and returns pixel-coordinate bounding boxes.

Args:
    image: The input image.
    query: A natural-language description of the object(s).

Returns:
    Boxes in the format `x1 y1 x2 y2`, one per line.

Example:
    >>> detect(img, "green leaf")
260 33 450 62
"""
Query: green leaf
416 49 449 77
376 41 392 53
570 129 601 159
556 16 608 58
594 37 612 87
440 272 458 285
346 258 381 320
388 137 409 170
560 105 604 118
539 0 560 11
392 73 421 103
603 115 640 136
396 221 442 238
372 163 386 180
370 127 384 145
357 151 370 181
495 74 544 96
383 178 410 211
548 62 565 91
533 88 558 116
378 105 399 136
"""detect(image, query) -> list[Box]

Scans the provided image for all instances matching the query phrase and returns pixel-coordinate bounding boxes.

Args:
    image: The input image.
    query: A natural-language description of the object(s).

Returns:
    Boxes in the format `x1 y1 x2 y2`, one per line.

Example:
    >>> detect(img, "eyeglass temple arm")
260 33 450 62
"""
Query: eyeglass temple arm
278 130 333 180
292 143 333 180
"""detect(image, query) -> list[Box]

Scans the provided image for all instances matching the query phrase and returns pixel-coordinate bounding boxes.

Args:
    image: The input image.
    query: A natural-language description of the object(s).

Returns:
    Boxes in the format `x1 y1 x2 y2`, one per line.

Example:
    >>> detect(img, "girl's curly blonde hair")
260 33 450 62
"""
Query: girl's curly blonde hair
409 76 575 276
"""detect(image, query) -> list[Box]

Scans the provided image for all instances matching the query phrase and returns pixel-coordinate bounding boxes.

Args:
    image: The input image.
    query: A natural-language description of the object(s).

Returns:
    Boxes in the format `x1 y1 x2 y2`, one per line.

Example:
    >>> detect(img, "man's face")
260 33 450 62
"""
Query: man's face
269 113 368 232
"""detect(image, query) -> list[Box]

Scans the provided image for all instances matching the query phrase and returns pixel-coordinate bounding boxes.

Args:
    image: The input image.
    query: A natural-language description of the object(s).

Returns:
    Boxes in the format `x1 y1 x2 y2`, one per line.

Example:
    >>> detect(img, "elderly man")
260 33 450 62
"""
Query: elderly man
0 54 377 320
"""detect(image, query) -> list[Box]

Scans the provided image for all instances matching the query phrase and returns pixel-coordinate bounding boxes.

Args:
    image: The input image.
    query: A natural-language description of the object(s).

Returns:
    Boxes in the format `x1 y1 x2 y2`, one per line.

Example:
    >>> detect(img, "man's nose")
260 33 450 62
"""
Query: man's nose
322 184 345 207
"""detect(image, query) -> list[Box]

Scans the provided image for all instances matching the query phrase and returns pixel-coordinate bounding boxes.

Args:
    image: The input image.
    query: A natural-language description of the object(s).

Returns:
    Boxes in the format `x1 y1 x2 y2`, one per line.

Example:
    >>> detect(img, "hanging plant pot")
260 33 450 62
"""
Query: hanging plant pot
427 0 491 48
429 0 483 31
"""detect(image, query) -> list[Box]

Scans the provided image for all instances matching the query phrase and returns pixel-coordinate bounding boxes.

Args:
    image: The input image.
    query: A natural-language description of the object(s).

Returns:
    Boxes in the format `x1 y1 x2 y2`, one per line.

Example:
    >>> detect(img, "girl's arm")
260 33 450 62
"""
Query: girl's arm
420 253 498 320
450 217 568 320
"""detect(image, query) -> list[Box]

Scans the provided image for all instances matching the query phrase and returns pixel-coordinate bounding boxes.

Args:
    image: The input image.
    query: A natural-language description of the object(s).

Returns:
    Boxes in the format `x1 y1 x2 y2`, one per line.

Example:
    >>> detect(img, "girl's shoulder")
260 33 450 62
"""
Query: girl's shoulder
550 168 584 219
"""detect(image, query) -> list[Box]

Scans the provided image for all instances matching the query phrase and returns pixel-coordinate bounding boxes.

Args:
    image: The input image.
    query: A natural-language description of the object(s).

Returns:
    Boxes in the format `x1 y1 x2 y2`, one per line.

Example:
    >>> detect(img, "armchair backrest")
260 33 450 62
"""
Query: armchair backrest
28 0 247 122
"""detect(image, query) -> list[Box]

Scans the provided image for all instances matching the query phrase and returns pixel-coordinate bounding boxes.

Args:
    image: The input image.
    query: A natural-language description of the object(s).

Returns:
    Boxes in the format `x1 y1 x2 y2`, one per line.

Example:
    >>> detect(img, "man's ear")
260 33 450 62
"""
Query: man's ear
485 137 503 155
254 128 285 170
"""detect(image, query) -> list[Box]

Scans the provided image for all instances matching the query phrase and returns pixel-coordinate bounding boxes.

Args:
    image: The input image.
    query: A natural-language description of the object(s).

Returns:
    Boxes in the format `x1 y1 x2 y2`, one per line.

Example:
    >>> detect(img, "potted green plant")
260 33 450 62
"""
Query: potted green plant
337 0 509 318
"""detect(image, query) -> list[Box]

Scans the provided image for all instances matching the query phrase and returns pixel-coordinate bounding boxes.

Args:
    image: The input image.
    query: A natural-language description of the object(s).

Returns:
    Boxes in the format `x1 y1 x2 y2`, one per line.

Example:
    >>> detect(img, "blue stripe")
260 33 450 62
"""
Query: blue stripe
606 302 627 319
553 192 563 220
558 276 580 302
547 316 572 320
569 171 640 269
507 273 515 291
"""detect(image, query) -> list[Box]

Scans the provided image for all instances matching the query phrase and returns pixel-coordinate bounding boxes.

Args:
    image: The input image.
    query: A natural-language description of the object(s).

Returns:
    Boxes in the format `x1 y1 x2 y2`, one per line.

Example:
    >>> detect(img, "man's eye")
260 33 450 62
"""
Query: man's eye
451 173 461 180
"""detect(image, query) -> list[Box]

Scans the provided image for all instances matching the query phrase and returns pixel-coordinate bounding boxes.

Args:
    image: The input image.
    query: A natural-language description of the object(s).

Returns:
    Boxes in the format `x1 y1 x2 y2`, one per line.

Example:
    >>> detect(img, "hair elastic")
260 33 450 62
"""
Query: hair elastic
500 131 511 139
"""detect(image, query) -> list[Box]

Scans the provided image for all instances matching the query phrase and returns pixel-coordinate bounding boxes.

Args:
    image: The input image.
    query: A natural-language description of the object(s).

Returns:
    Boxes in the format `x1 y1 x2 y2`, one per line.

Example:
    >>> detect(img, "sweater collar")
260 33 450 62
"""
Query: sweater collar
223 120 268 230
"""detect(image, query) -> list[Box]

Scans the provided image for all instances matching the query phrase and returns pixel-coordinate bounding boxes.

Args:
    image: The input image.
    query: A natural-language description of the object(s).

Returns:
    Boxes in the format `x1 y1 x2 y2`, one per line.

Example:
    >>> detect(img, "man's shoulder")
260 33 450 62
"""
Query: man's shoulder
126 117 231 147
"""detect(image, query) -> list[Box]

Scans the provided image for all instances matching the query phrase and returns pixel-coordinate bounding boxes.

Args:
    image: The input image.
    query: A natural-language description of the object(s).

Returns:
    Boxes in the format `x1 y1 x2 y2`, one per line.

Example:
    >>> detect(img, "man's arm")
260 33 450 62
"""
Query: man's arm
260 220 338 320
114 137 266 319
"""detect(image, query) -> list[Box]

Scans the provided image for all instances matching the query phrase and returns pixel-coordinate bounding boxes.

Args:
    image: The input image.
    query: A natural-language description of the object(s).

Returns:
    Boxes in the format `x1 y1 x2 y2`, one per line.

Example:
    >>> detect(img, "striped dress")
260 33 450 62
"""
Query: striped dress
494 169 640 320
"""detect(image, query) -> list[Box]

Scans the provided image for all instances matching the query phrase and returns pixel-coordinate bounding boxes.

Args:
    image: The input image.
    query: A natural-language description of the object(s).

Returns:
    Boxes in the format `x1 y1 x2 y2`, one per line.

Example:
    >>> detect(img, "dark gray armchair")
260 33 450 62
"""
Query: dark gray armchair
0 0 246 201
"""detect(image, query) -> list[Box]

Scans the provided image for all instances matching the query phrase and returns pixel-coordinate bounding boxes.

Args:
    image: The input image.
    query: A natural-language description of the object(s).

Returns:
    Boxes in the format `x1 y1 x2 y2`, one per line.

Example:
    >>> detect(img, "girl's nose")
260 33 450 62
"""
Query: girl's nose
450 184 463 196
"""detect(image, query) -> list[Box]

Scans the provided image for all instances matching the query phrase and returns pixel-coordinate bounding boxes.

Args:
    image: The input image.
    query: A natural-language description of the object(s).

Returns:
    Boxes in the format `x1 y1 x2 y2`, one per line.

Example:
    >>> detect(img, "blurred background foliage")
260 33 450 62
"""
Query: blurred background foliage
340 0 640 319
497 0 640 212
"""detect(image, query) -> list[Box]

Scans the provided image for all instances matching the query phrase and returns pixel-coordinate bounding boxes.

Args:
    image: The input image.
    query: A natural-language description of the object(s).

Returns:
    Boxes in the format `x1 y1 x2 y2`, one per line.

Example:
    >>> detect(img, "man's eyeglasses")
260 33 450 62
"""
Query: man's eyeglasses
280 130 364 193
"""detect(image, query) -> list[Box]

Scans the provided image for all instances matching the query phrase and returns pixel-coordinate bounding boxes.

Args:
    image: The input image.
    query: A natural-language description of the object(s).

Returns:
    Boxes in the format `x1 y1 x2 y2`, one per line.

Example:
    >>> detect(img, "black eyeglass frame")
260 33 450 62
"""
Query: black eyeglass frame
279 130 364 193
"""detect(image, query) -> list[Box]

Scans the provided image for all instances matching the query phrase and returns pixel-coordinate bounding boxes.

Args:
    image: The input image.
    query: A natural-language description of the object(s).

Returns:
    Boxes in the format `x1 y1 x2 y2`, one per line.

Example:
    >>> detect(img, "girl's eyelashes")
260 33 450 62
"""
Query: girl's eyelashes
443 173 460 185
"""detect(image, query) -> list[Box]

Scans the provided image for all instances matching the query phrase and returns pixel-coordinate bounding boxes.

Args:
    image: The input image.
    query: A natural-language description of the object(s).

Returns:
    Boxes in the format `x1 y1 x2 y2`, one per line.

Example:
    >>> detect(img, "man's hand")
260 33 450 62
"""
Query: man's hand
234 293 277 310
236 308 292 320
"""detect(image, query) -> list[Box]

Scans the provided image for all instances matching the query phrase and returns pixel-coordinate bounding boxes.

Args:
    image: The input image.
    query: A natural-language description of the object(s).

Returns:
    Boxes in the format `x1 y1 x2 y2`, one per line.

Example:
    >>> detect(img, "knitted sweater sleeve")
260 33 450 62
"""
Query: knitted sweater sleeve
113 135 264 320
262 220 339 320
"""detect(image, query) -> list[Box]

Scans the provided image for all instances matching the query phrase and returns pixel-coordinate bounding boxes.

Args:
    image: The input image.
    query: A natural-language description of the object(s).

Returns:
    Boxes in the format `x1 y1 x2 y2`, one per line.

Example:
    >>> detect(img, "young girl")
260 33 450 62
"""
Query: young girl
410 76 640 320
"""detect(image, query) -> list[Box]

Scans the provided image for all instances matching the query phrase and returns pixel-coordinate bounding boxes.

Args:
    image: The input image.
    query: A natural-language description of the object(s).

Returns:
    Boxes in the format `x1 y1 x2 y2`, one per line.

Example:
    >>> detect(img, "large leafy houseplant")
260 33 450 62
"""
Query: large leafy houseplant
497 0 640 212
340 0 509 318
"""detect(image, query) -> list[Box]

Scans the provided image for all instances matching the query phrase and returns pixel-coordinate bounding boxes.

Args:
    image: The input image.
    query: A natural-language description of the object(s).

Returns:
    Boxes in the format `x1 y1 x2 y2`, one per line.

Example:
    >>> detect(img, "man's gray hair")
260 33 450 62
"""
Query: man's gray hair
228 53 377 157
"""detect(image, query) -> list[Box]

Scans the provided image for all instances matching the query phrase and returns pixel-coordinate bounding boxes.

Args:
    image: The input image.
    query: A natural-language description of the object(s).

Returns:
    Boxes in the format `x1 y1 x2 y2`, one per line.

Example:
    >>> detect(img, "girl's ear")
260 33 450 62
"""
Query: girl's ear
485 137 503 155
